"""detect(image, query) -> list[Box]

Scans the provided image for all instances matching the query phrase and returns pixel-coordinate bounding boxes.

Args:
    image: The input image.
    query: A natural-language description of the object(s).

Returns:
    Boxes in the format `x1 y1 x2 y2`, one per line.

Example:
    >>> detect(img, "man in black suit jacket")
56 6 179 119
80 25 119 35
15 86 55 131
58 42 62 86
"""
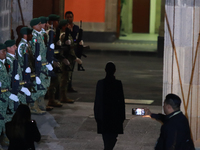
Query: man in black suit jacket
94 62 125 150
145 94 195 150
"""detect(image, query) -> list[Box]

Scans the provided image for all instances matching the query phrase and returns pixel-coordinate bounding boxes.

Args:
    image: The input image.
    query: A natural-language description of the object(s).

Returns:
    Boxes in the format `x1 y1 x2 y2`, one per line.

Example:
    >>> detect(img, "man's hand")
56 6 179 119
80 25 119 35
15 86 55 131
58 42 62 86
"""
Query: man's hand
36 76 41 85
75 58 82 64
65 40 71 45
21 87 31 96
79 40 84 45
62 59 70 66
53 61 60 68
9 94 19 102
56 40 61 46
144 108 152 116
46 64 53 71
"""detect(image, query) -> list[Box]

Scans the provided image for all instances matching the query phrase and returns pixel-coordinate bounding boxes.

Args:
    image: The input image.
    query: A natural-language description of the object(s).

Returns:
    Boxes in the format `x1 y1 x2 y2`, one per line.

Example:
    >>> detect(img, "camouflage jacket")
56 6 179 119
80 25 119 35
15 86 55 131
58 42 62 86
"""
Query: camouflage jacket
31 29 50 89
0 59 10 133
17 38 34 71
0 59 10 106
31 29 47 66
6 53 26 105
60 31 77 62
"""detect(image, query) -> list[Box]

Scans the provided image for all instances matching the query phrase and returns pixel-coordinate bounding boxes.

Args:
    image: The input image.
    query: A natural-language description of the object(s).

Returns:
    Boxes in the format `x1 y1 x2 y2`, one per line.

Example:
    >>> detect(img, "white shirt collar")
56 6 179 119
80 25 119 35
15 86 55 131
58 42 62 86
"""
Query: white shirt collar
33 29 42 35
7 53 15 58
22 38 27 43
0 59 5 64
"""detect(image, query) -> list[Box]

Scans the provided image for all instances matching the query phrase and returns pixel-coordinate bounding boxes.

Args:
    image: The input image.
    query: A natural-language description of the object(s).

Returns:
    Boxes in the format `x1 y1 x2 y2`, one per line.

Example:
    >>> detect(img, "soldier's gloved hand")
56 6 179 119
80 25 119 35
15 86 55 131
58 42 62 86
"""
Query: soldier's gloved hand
21 87 31 96
46 64 53 71
53 61 60 68
37 55 41 61
62 59 70 66
65 40 71 45
25 67 31 73
36 76 41 85
75 58 82 64
79 40 84 45
50 43 55 49
9 94 19 102
14 74 20 80
56 40 61 46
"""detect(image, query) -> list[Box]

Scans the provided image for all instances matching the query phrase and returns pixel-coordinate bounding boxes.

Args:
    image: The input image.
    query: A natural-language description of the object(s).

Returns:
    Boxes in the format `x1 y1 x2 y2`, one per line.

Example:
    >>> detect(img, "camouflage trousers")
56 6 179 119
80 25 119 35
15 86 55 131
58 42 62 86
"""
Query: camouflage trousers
47 72 61 100
60 65 70 99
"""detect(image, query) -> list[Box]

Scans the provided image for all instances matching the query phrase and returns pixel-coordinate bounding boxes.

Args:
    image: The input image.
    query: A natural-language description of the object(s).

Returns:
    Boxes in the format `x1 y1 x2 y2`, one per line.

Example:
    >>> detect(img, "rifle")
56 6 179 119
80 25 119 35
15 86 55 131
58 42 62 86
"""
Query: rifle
23 48 36 103
46 27 62 76
76 20 86 71
10 50 20 111
62 27 73 71
76 20 87 58
34 43 47 90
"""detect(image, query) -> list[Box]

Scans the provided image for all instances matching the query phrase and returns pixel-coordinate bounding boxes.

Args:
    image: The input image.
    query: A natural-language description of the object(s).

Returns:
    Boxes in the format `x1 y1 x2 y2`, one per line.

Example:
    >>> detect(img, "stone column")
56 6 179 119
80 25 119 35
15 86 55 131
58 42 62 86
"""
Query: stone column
163 0 200 146
157 0 165 57
0 0 11 43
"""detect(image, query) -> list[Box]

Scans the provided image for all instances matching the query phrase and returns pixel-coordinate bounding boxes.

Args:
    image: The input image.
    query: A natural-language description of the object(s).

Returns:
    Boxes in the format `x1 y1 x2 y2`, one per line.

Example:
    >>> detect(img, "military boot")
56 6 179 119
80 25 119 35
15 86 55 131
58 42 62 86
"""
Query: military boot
30 100 46 115
47 91 63 107
0 132 9 147
60 89 74 103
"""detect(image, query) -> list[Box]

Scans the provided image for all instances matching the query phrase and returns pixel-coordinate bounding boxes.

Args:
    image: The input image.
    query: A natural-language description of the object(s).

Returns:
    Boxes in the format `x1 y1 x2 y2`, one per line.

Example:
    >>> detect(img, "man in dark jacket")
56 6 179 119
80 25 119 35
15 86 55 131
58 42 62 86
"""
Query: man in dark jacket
145 93 195 150
94 62 125 150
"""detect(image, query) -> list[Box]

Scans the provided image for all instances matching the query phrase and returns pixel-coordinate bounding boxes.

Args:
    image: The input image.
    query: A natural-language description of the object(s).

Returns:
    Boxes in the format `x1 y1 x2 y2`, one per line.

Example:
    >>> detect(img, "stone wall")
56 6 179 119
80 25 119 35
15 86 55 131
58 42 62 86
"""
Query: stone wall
163 0 200 144
0 0 11 43
12 0 33 40
0 0 33 43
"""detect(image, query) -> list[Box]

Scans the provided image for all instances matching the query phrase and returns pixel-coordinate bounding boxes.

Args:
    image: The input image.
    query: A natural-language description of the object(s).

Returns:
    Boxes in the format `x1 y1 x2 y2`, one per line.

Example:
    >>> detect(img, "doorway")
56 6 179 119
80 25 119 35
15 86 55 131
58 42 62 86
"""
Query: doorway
132 0 150 33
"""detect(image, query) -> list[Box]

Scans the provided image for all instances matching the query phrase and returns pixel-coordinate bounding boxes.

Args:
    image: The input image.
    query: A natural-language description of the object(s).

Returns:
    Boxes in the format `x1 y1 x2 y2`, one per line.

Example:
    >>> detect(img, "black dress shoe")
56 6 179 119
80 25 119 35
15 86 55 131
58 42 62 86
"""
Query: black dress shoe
68 88 78 93
78 64 85 71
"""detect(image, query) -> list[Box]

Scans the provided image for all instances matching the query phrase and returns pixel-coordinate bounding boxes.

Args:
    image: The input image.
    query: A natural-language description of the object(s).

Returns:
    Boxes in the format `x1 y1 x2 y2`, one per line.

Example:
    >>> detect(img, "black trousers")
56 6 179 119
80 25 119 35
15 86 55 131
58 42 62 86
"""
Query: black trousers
102 133 118 150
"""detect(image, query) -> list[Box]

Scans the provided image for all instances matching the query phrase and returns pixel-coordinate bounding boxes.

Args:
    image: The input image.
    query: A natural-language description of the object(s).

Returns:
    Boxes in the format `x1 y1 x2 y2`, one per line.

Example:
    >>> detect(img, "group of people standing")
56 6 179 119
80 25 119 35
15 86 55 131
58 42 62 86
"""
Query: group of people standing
0 11 84 149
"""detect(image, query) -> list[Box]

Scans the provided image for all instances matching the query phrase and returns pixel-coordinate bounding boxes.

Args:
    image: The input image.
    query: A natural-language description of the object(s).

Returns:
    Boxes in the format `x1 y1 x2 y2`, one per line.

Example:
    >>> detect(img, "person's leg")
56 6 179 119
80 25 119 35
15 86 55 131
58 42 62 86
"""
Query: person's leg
60 65 74 103
102 133 118 150
47 75 63 107
68 61 77 92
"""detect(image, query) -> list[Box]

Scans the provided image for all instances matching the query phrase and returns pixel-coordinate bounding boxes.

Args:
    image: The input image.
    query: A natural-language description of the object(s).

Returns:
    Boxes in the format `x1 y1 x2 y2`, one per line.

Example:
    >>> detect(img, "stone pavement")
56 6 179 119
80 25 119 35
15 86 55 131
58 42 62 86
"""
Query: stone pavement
32 102 162 150
84 41 157 53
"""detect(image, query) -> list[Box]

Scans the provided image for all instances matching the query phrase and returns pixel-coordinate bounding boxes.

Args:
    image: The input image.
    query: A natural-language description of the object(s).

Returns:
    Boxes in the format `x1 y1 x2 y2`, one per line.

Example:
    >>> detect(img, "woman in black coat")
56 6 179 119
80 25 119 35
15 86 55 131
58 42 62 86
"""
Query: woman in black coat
94 62 125 150
5 104 41 150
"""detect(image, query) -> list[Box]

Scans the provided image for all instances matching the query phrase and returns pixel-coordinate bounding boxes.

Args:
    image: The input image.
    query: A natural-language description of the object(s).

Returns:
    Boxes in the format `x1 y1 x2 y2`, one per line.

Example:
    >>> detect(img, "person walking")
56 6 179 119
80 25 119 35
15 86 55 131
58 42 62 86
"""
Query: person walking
94 62 126 150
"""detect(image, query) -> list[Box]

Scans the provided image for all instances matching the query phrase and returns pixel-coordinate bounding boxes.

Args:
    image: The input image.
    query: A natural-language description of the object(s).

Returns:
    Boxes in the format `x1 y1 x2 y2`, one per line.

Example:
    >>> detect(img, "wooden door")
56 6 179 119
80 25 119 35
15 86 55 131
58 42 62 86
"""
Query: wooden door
132 0 150 33
33 0 63 18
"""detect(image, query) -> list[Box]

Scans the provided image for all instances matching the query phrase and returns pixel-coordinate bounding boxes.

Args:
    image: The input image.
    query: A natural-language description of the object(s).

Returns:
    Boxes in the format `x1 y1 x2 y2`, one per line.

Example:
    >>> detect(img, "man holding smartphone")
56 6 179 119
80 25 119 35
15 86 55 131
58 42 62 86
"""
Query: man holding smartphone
145 93 195 150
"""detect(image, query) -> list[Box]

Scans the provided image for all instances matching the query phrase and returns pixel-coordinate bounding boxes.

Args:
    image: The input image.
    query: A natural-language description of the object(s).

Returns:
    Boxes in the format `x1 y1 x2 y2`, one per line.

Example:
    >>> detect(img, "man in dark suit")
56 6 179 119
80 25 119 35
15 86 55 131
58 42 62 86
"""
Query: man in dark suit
145 94 195 150
94 62 126 150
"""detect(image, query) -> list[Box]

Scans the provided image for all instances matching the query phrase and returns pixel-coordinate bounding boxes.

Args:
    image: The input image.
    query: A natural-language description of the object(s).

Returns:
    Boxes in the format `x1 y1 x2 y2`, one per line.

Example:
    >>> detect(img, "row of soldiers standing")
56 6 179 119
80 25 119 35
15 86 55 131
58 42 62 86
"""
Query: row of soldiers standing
0 13 84 144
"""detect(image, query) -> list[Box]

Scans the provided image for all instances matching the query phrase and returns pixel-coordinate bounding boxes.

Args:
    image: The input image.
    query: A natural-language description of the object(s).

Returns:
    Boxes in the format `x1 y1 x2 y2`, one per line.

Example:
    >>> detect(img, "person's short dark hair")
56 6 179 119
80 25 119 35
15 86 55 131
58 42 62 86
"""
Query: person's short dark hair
105 62 116 75
164 93 181 111
65 11 74 17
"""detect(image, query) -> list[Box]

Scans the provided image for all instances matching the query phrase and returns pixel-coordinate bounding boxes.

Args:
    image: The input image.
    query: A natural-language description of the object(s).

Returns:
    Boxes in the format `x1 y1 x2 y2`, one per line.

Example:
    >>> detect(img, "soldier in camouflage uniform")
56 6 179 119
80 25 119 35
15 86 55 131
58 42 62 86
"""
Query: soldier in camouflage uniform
17 27 33 70
0 43 19 146
38 16 54 111
46 14 63 107
39 16 49 47
30 18 53 114
4 40 31 114
59 19 82 103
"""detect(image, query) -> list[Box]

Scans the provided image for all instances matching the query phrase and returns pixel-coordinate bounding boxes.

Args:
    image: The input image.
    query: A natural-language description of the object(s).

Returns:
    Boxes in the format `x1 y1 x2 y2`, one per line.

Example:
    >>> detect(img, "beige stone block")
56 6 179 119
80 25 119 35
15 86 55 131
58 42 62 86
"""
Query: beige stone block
74 22 105 32
93 23 105 32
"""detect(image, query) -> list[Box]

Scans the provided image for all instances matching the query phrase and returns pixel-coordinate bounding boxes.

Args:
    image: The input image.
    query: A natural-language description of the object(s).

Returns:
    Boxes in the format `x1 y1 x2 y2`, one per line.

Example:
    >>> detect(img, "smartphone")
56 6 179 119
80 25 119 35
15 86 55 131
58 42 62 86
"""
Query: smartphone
132 108 145 115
